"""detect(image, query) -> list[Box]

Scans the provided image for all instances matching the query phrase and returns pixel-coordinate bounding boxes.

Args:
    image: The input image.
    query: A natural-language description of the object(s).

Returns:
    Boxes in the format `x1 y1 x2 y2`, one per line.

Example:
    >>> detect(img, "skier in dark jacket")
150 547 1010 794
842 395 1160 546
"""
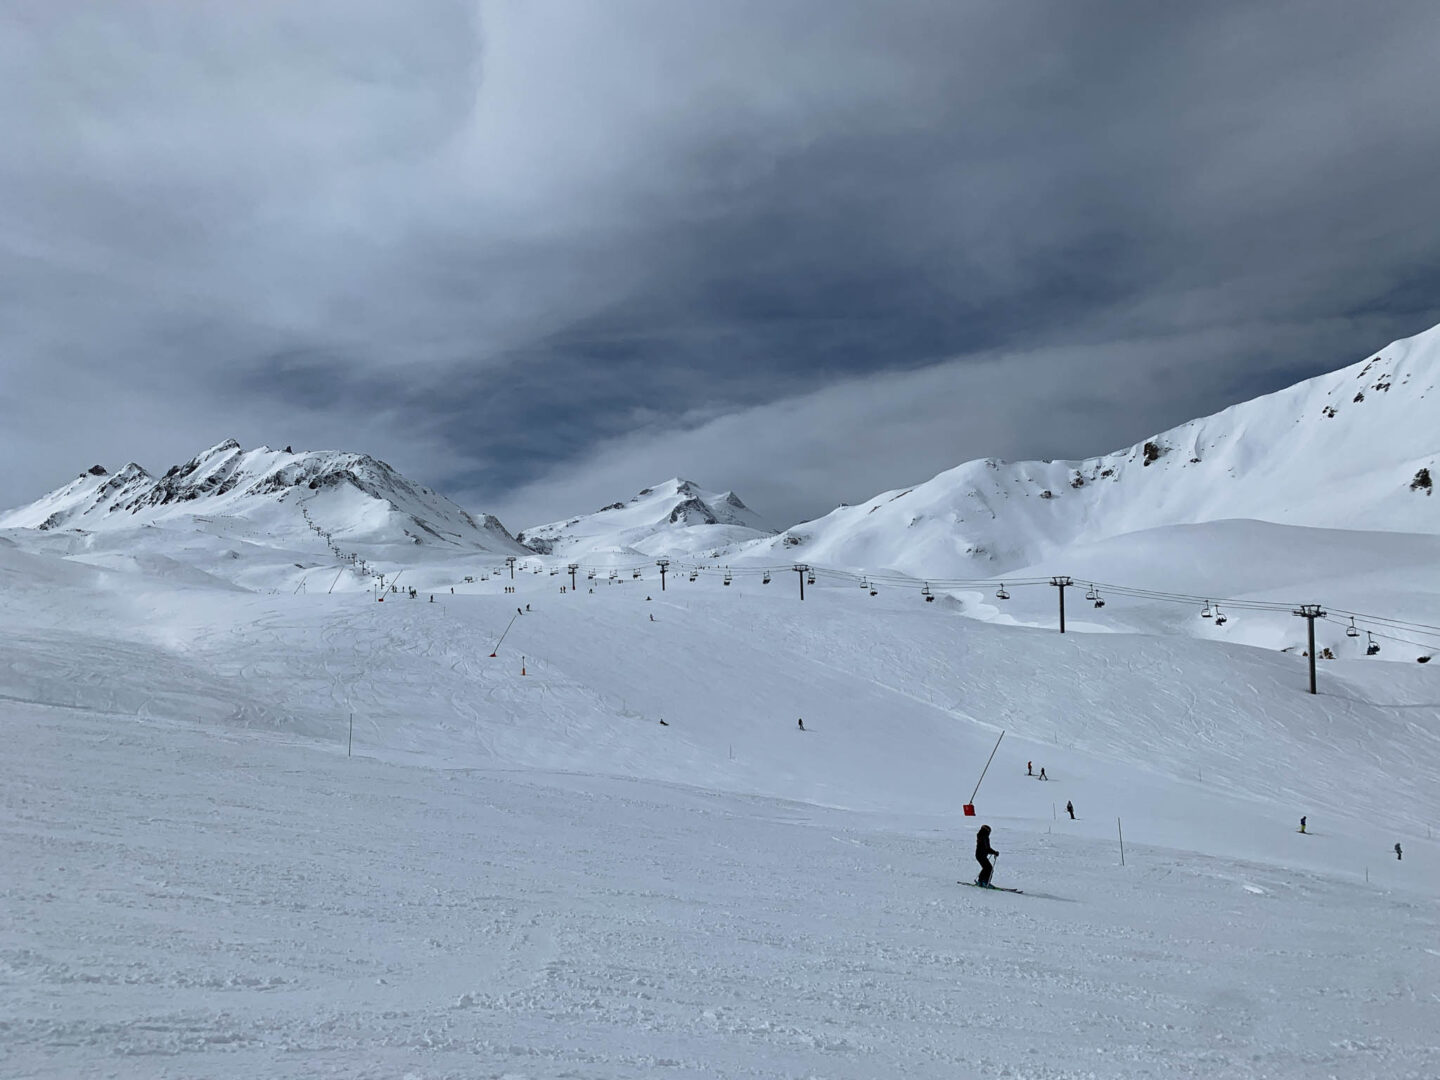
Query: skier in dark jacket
1066 800 1075 819
975 824 999 886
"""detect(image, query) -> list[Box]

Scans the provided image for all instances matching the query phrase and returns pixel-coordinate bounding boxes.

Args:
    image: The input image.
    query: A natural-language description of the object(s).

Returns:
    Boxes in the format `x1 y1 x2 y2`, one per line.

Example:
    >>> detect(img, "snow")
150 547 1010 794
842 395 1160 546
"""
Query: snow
4 327 1440 1076
3 538 1439 1077
734 322 1440 576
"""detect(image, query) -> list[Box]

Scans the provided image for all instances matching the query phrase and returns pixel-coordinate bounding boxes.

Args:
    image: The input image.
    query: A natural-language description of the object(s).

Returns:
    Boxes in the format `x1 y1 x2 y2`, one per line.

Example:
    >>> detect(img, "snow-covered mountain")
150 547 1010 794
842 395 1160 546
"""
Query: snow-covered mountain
517 477 773 558
0 439 527 555
756 324 1440 576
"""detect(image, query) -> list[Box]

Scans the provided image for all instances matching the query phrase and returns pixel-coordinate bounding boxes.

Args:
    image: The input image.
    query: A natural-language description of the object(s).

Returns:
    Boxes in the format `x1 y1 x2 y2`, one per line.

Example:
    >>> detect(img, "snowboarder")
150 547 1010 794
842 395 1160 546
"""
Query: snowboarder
797 717 805 731
1038 767 1047 781
1395 842 1403 860
975 824 999 887
1299 816 1307 834
1066 800 1075 819
659 718 669 726
525 603 531 612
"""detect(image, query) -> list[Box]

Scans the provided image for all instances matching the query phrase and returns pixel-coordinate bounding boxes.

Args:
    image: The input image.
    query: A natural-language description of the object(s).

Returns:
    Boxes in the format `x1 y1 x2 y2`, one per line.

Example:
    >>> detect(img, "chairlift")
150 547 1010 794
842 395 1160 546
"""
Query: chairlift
870 586 878 596
632 570 641 579
688 570 698 582
723 570 733 586
1200 601 1213 618
1085 583 1098 601
1346 617 1359 638
1213 605 1227 626
609 570 618 581
995 583 1010 601
1092 590 1105 609
922 583 935 602
807 571 816 586
762 571 772 584
860 576 869 589
1366 632 1380 656
587 569 596 579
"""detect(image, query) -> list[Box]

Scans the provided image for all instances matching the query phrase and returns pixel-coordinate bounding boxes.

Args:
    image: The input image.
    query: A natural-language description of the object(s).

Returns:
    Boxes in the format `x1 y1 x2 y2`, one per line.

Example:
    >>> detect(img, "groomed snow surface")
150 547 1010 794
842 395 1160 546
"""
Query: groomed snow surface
3 545 1439 1078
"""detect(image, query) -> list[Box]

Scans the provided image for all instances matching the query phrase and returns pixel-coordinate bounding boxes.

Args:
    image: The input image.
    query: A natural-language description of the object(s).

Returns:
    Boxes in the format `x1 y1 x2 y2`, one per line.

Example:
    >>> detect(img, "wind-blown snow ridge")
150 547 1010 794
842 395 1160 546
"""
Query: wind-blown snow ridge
753 323 1440 576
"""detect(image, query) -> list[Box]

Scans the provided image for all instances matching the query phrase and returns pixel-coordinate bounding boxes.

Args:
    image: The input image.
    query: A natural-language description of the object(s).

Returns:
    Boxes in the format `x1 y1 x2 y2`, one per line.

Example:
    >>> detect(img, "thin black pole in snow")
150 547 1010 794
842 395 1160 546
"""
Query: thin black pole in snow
489 613 519 657
1117 817 1125 866
329 568 345 594
968 729 1006 805
348 712 353 757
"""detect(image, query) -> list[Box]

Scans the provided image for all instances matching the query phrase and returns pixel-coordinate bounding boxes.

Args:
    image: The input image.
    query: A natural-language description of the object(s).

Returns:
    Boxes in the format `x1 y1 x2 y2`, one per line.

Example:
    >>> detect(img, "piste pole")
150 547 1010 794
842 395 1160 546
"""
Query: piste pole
968 729 1006 805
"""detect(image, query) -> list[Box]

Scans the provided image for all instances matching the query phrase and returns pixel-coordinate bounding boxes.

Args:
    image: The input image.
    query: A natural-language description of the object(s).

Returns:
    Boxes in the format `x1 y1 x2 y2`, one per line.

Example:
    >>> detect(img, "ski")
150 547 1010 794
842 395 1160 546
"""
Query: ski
959 881 1023 893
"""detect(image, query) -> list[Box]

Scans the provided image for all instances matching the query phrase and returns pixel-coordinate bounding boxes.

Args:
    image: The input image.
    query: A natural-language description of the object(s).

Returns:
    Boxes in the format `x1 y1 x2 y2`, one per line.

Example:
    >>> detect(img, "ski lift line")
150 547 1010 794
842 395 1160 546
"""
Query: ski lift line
1322 607 1440 637
1321 616 1438 653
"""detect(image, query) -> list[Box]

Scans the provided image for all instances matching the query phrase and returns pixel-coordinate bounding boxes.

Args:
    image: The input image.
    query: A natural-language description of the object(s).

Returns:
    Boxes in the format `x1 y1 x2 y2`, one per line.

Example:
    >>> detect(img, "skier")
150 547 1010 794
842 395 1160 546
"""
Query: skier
1027 761 1032 776
429 594 434 603
1066 800 1075 819
525 603 531 612
975 824 999 887
1039 767 1047 781
659 718 669 726
1395 842 1403 860
649 613 655 622
797 717 805 731
1299 816 1307 834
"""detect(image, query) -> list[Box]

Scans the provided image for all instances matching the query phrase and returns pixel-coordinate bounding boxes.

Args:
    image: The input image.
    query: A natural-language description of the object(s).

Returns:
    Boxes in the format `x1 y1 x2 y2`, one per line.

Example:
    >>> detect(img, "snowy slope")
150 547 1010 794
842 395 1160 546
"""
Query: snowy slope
752 324 1440 576
3 545 1439 1077
0 439 528 559
517 477 773 558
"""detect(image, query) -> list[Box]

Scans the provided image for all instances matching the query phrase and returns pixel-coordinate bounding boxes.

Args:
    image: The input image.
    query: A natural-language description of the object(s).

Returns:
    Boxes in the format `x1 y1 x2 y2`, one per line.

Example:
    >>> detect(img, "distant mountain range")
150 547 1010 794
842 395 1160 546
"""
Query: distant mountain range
741 323 1440 576
517 478 772 557
4 324 1437 575
0 439 528 555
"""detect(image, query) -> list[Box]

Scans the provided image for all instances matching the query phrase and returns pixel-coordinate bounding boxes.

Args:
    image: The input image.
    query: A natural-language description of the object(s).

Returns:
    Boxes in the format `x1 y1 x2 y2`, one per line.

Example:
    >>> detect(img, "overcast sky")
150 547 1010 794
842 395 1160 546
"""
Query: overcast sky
3 0 1440 530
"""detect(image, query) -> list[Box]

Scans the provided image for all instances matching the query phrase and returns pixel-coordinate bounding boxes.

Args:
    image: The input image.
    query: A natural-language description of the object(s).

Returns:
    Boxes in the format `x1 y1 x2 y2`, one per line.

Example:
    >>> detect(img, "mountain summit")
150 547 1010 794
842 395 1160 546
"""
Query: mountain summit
0 440 527 554
517 478 773 557
760 323 1440 575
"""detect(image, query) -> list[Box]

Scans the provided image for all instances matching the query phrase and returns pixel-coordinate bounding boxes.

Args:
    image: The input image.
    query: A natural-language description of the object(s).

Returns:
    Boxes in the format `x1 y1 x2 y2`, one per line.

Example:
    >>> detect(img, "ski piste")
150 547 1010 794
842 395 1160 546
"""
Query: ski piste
960 881 1023 893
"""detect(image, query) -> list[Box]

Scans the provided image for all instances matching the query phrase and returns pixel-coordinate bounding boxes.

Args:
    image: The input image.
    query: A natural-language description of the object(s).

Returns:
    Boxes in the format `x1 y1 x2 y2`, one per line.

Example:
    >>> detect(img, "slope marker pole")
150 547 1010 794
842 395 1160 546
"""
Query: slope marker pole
348 712 353 758
490 613 519 657
1117 817 1125 866
964 729 1005 814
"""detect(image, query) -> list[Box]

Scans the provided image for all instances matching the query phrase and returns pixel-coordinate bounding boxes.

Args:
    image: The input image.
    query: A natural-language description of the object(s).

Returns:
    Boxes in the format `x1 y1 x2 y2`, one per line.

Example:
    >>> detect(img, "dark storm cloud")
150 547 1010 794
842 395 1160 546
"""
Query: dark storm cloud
3 0 1440 529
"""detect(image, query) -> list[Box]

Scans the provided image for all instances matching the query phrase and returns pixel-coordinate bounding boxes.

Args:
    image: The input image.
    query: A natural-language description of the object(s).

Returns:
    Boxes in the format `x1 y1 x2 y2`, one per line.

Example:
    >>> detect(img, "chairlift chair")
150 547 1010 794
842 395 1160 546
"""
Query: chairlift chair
1200 601 1213 618
1346 617 1359 638
1092 590 1105 609
860 576 869 589
762 571 771 584
922 583 935 602
995 583 1010 600
1367 632 1380 656
1085 584 1097 601
807 572 816 586
633 570 641 579
1213 606 1227 626
723 570 732 586
688 570 698 582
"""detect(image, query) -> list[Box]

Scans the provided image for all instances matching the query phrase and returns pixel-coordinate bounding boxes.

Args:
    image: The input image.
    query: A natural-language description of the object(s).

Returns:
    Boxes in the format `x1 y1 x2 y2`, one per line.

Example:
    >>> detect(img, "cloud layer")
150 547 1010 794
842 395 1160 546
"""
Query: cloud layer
3 1 1439 528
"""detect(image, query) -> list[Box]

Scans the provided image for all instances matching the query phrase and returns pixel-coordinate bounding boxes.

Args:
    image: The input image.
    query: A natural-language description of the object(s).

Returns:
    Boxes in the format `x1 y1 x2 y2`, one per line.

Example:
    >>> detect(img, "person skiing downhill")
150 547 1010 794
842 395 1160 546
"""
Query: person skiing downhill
1299 816 1307 834
1066 800 1075 819
1395 842 1403 860
975 824 999 887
